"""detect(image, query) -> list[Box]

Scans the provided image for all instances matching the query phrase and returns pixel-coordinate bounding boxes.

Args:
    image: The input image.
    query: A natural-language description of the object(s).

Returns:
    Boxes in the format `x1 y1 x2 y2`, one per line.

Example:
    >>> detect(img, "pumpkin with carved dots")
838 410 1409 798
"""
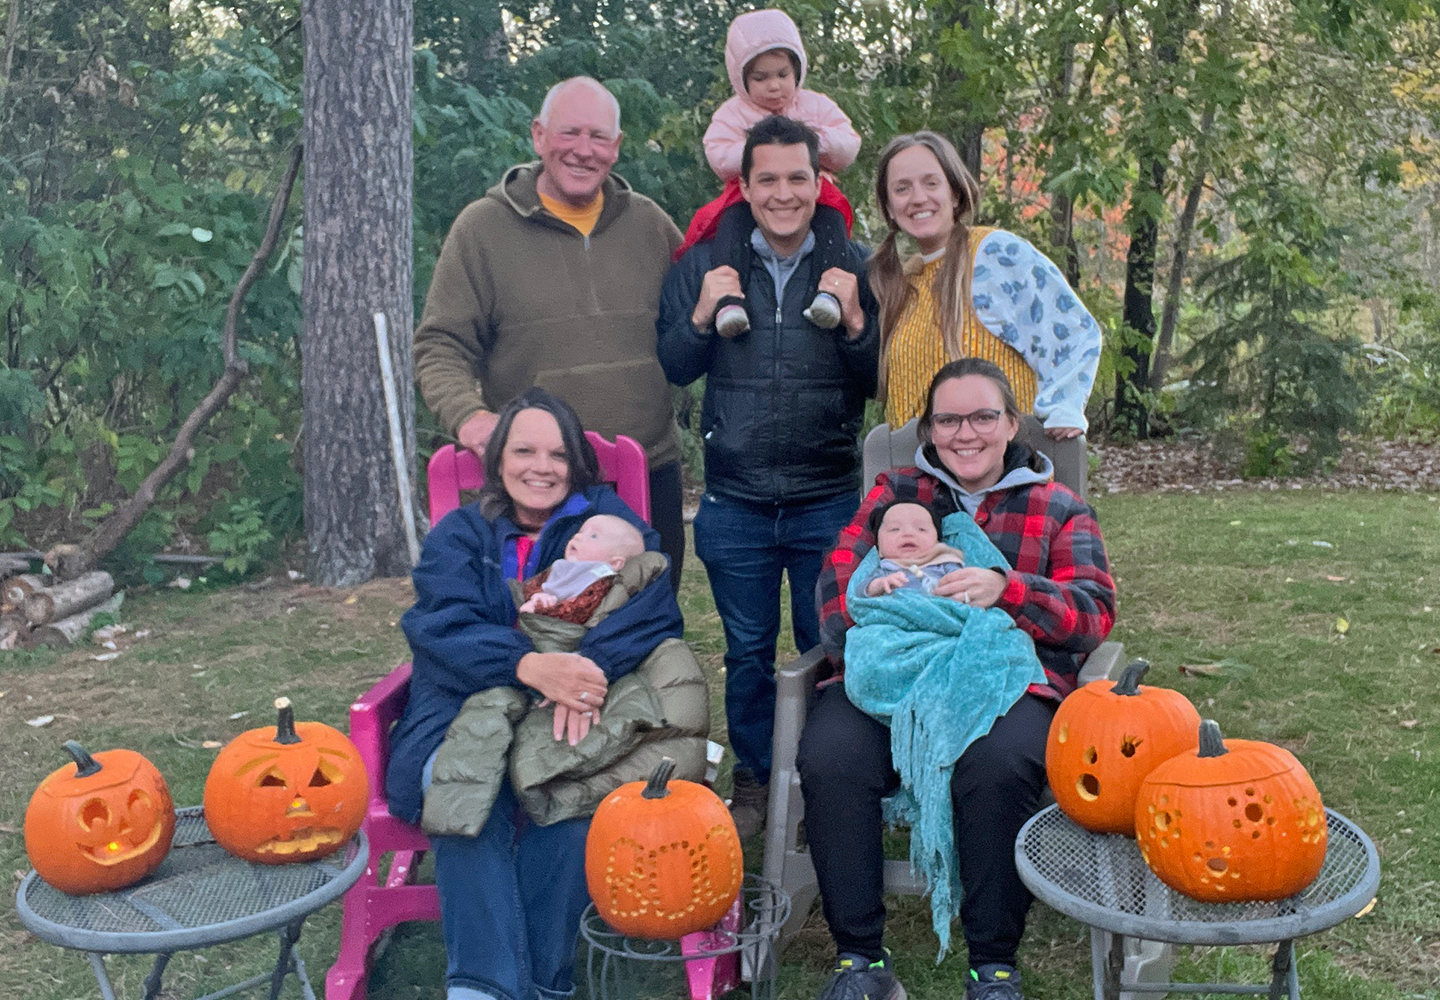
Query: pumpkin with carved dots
25 740 176 895
203 698 368 864
585 758 743 939
1135 720 1327 902
1046 659 1202 835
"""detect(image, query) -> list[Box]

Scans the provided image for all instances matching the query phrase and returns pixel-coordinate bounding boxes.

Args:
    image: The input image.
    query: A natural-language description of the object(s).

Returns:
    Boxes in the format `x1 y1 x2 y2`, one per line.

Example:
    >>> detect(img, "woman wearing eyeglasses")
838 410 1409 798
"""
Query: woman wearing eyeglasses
870 131 1100 442
800 360 1116 1000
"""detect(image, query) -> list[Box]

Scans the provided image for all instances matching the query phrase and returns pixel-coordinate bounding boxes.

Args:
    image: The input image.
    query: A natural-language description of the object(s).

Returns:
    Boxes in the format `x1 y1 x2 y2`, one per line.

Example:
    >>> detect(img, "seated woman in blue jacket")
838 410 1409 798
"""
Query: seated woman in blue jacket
386 387 685 1000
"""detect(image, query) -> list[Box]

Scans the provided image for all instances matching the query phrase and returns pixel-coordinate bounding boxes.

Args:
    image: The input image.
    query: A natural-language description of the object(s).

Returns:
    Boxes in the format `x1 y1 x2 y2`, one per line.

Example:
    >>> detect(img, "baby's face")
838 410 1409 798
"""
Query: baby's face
565 517 629 564
876 504 939 561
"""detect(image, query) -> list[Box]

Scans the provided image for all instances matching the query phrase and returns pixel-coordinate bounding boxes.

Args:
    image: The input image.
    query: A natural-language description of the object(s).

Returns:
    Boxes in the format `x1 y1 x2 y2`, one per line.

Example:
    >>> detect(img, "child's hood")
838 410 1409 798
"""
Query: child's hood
725 8 808 102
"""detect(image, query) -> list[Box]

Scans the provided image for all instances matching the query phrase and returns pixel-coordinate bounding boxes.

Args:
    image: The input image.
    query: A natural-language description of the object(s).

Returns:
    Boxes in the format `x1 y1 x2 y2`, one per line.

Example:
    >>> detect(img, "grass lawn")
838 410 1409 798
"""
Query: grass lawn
1 489 1436 999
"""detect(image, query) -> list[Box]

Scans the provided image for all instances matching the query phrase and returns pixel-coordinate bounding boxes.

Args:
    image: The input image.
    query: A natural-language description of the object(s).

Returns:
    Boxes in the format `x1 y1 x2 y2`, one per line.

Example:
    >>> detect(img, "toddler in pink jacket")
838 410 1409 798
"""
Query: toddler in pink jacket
679 8 863 337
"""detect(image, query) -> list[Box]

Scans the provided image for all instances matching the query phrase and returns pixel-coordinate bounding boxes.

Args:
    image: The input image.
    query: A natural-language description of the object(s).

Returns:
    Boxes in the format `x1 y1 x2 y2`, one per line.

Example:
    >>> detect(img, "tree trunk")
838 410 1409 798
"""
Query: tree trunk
1116 156 1165 437
301 0 415 586
3 573 46 607
1150 104 1216 391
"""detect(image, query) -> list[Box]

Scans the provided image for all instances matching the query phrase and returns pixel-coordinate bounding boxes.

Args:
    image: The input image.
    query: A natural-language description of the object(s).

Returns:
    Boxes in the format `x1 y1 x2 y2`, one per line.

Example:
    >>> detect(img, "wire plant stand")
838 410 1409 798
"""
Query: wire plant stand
580 874 790 1000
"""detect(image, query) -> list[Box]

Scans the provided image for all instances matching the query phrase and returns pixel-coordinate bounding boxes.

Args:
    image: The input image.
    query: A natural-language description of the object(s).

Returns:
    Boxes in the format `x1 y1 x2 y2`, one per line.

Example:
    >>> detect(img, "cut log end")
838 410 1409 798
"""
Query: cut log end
22 571 115 625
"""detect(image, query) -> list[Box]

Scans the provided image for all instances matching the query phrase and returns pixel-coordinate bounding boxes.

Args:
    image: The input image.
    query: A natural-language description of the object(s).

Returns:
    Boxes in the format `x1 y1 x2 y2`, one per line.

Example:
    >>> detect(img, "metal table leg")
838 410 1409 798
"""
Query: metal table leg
1268 941 1299 1000
143 952 173 1000
86 953 118 1000
1091 926 1124 1000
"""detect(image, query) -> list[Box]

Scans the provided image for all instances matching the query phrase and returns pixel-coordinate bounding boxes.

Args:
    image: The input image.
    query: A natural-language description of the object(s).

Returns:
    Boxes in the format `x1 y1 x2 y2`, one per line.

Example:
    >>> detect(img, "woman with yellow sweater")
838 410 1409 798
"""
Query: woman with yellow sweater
871 132 1100 440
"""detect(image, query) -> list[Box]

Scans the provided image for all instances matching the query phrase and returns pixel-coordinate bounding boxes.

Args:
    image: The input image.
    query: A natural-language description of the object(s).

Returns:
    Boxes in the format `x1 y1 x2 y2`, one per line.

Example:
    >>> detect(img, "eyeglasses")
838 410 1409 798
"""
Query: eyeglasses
931 409 1003 434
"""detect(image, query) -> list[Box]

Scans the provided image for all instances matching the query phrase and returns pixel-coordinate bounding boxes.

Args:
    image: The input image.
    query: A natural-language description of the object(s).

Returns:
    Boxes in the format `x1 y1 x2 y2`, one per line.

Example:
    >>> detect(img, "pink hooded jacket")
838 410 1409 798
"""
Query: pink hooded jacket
703 9 861 182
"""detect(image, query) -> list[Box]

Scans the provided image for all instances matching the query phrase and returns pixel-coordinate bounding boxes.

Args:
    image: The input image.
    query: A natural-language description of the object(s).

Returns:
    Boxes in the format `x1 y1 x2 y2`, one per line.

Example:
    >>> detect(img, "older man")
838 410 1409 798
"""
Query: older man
414 76 686 581
657 115 879 838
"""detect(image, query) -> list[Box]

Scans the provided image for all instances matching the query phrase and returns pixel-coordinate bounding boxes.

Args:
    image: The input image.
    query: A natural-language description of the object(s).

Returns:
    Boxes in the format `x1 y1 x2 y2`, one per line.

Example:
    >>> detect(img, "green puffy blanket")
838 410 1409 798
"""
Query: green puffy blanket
421 554 709 837
843 513 1046 959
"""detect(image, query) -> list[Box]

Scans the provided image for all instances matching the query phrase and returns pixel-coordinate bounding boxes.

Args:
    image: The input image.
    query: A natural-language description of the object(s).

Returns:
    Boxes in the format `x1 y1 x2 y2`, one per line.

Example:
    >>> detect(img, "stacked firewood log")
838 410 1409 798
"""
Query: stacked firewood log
1 552 122 650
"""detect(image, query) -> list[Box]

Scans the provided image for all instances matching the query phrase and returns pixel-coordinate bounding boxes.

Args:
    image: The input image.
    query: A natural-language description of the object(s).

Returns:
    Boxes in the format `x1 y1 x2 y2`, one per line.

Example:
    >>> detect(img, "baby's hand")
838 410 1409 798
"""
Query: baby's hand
865 571 909 596
520 592 559 613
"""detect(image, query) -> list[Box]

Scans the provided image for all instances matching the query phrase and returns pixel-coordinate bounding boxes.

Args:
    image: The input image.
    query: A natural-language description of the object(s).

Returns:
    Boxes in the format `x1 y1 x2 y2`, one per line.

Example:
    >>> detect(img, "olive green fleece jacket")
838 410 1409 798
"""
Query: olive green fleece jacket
414 163 684 469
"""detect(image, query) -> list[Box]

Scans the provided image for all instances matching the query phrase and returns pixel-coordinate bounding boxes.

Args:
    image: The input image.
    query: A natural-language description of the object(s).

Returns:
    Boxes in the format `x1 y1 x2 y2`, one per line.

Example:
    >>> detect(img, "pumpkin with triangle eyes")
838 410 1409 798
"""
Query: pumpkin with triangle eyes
203 698 368 864
25 740 176 895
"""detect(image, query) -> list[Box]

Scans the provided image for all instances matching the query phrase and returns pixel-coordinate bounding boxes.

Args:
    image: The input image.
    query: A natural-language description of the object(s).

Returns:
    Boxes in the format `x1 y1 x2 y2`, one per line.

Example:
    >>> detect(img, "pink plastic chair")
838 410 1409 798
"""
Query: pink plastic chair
328 435 738 1000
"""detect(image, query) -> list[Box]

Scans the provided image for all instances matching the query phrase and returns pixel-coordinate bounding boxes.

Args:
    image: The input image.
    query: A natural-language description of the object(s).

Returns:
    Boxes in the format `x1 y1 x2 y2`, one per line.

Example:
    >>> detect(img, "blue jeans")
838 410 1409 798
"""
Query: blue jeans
693 490 860 785
430 781 591 1000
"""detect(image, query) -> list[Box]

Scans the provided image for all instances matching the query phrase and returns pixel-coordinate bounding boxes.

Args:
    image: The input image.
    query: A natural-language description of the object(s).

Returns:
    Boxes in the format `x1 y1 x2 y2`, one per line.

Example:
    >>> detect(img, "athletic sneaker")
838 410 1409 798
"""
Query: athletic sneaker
966 963 1023 999
715 303 751 338
814 952 905 1000
803 291 843 329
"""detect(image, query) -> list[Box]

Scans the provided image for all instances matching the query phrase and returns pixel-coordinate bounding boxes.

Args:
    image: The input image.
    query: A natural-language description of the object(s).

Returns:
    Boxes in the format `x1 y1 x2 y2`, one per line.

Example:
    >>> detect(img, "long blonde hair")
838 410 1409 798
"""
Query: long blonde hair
870 132 983 402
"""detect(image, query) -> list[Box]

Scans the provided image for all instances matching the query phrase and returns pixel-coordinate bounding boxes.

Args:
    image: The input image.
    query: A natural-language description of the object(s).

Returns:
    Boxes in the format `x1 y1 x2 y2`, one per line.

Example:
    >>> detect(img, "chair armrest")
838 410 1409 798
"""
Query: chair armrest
351 662 413 805
1077 640 1125 686
771 647 825 777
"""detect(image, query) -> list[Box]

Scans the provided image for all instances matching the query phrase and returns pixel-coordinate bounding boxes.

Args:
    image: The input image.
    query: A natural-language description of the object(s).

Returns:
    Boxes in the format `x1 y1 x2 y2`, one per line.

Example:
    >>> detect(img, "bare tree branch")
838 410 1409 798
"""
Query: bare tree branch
76 144 304 570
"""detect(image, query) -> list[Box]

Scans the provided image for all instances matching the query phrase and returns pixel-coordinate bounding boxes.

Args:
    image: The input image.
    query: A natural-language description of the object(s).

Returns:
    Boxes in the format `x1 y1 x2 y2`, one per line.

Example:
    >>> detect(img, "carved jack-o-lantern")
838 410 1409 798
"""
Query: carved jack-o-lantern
1135 720 1328 902
585 758 744 939
203 697 367 864
1046 659 1202 835
25 740 176 895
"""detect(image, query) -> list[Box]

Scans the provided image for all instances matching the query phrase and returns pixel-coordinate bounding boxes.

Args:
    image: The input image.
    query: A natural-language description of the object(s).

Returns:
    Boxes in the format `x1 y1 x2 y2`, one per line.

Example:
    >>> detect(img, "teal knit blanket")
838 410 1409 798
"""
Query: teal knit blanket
843 512 1046 959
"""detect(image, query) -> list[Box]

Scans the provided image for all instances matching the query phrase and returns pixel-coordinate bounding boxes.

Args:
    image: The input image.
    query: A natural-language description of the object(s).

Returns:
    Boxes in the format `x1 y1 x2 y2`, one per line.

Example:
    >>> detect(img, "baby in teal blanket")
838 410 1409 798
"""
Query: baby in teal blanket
862 500 967 596
844 505 1047 959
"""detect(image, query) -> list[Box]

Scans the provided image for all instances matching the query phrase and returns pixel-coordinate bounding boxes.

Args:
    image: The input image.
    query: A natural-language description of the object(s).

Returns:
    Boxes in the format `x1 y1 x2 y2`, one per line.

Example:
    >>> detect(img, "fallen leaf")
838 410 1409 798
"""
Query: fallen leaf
343 594 358 605
202 740 223 749
1400 719 1419 729
90 652 120 662
1229 520 1242 526
1355 897 1378 917
228 710 250 720
134 629 151 639
25 715 55 727
1336 617 1350 634
0 823 17 834
1325 575 1347 582
1178 659 1257 679
287 570 303 581
168 576 192 590
1312 540 1335 549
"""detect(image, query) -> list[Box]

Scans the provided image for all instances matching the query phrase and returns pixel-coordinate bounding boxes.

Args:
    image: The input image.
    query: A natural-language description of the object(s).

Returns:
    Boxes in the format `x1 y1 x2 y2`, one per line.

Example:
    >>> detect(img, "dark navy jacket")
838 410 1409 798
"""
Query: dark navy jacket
385 486 682 824
657 235 879 505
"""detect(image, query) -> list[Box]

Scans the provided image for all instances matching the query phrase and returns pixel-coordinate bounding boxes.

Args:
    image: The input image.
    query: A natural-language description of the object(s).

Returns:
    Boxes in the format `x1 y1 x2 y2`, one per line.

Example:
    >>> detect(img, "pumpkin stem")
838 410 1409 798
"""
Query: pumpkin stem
1198 720 1228 758
1113 658 1151 696
273 697 302 745
62 740 103 778
641 757 677 799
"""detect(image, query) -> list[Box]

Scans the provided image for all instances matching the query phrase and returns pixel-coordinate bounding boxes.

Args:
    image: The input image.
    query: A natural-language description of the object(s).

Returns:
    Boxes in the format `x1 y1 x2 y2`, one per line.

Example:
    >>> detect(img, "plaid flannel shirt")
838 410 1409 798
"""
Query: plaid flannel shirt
815 466 1116 701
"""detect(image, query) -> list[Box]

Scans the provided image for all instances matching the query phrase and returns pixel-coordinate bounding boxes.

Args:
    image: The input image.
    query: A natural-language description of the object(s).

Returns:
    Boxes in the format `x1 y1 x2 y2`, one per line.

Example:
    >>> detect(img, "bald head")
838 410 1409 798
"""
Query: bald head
537 77 621 133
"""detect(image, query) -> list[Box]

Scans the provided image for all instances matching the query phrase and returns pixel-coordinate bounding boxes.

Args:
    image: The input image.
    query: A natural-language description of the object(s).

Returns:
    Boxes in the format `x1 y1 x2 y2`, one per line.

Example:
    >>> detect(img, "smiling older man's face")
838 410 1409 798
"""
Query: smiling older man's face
531 84 622 208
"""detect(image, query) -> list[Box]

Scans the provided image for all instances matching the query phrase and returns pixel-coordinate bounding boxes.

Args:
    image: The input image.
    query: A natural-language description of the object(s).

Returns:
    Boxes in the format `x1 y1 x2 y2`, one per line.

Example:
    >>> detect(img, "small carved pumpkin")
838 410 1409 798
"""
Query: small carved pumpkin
1135 720 1327 902
585 758 743 939
1046 659 1202 835
25 740 176 895
203 697 367 864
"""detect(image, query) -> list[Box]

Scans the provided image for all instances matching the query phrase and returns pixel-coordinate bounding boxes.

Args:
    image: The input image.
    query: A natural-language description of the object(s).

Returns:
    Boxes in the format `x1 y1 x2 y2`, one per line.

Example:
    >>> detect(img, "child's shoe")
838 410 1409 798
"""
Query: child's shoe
804 291 843 330
715 303 751 338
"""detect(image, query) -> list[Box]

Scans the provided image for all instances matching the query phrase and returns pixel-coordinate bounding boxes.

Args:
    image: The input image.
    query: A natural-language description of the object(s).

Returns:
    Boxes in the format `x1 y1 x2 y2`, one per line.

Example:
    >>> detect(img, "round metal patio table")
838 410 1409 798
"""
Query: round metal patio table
1015 805 1379 1000
15 806 369 1000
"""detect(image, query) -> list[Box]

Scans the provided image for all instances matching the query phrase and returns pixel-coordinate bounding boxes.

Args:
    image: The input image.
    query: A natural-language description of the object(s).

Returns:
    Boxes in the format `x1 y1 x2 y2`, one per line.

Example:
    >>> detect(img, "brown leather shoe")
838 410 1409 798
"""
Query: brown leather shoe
727 768 768 840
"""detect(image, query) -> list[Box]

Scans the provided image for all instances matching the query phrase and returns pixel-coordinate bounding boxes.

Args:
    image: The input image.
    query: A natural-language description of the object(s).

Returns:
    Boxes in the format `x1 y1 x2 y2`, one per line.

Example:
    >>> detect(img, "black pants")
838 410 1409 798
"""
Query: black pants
797 684 1056 966
648 461 685 595
711 201 850 310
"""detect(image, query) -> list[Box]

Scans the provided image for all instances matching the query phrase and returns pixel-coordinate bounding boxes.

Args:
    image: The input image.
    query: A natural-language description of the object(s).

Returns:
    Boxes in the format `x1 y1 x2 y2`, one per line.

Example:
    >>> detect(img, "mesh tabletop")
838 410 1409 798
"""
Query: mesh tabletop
1016 805 1379 946
16 806 368 955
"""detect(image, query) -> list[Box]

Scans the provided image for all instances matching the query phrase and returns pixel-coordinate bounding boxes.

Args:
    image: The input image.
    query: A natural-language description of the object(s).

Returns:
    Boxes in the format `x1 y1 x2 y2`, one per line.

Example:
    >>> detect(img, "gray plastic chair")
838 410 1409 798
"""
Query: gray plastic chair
761 421 1174 997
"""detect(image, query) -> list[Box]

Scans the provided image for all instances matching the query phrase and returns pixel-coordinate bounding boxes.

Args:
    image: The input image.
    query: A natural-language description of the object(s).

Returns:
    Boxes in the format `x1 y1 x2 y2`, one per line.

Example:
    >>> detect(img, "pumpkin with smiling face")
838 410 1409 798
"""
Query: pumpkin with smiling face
204 698 368 864
25 740 176 895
